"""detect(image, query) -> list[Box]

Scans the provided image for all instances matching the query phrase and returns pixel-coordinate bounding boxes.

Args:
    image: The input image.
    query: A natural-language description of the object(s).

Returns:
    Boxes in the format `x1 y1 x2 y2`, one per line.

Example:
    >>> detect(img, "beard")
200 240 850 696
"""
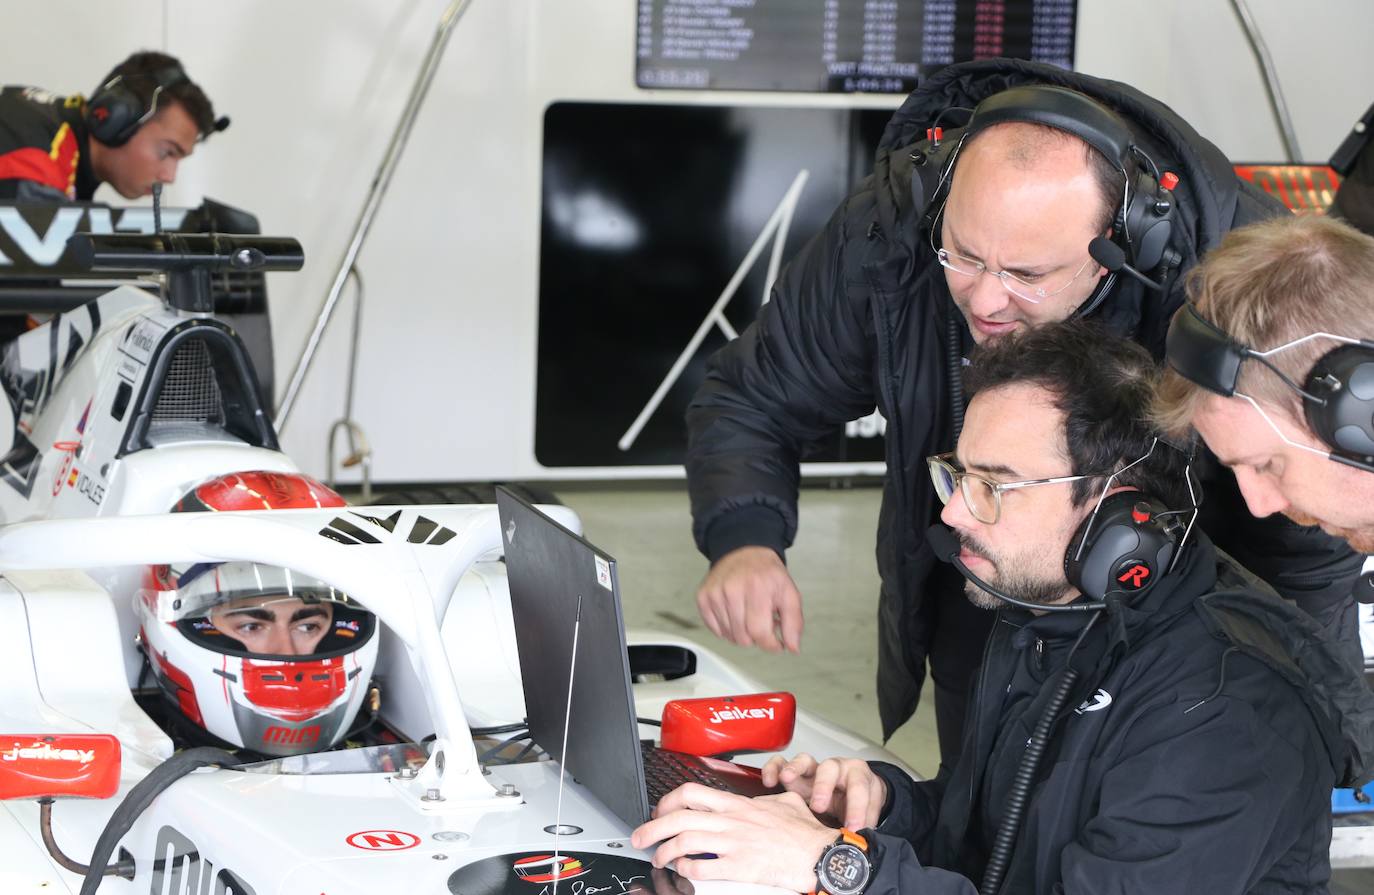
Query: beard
1282 510 1374 554
957 532 1075 610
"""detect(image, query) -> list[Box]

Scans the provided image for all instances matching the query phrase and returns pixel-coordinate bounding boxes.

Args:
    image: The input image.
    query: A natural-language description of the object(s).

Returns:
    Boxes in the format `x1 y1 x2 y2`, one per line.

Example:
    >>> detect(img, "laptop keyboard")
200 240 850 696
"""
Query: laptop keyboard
641 742 733 804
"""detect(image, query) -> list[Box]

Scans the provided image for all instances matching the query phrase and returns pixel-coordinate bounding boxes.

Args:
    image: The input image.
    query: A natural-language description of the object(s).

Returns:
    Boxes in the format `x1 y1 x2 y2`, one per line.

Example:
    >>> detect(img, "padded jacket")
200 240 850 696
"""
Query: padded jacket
860 534 1374 894
684 59 1363 739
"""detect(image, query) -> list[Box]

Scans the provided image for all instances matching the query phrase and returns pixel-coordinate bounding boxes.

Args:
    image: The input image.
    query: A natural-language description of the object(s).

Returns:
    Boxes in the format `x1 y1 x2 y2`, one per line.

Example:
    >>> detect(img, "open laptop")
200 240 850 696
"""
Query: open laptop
496 486 780 829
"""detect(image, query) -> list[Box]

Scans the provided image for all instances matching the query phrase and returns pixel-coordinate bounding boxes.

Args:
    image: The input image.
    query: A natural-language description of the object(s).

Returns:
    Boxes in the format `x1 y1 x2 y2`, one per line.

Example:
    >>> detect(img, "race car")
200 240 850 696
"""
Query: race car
0 229 903 893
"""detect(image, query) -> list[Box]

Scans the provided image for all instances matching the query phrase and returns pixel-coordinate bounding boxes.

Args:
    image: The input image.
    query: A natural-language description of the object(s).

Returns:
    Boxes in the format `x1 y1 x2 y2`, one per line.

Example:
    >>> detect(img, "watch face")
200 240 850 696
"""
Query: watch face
819 843 870 895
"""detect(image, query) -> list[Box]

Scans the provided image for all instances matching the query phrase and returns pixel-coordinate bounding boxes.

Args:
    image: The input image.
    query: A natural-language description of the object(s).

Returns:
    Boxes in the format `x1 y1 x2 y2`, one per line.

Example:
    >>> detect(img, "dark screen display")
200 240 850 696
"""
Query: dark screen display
536 102 891 468
636 0 1077 94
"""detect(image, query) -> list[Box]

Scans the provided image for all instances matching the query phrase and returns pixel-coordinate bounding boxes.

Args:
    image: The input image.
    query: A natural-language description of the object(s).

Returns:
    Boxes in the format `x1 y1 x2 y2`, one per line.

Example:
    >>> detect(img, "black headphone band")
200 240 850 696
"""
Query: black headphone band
1165 302 1374 473
909 83 1179 276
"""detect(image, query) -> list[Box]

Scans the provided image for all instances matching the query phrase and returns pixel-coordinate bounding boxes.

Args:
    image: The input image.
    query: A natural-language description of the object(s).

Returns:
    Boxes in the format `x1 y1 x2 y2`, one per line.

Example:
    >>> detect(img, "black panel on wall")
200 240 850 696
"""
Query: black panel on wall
536 102 891 468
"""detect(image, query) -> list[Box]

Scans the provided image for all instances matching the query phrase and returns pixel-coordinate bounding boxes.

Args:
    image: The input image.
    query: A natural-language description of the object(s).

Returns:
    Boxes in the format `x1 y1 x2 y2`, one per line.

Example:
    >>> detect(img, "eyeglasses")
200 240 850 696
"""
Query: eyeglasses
935 248 1097 305
927 453 1097 525
930 201 1099 305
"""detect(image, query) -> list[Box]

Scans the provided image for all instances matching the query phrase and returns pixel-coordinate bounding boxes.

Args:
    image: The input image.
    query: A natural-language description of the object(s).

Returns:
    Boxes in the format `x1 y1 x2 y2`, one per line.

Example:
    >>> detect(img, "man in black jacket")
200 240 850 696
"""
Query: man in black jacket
0 50 221 203
686 59 1362 759
640 322 1374 894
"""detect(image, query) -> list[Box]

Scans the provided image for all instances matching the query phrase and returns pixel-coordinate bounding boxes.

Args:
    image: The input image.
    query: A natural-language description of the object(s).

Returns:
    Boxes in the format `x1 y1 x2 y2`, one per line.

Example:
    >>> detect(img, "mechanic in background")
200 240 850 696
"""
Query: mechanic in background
0 50 225 203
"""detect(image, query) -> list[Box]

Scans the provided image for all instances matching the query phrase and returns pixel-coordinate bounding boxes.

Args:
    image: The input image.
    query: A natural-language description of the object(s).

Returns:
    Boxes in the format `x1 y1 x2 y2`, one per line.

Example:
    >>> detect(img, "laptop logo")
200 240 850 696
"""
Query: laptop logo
506 518 517 545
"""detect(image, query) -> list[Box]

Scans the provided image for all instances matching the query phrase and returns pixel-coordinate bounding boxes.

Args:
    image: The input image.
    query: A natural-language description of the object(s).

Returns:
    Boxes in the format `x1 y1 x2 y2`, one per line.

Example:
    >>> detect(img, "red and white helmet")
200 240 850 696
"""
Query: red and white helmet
136 471 379 756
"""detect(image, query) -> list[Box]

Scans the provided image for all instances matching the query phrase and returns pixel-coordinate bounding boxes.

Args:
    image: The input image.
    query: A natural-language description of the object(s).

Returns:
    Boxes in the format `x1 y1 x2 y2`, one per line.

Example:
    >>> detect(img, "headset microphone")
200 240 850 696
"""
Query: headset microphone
1352 572 1374 605
1089 236 1162 293
925 525 1105 613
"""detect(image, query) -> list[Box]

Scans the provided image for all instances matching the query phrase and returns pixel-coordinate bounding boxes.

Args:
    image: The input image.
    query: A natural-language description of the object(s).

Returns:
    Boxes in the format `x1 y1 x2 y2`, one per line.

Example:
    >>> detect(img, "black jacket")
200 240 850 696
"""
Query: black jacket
863 535 1374 894
0 86 98 202
684 60 1362 738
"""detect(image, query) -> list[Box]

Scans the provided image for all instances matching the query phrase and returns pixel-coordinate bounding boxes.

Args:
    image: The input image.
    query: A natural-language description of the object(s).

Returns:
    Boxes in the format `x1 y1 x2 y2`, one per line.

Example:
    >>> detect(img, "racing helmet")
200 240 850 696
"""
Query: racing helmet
136 472 379 756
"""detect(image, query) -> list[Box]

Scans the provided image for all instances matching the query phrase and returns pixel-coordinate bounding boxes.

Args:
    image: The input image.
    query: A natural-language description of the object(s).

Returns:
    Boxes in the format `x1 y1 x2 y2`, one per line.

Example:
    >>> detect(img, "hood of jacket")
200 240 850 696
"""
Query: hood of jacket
868 59 1267 355
1196 574 1374 790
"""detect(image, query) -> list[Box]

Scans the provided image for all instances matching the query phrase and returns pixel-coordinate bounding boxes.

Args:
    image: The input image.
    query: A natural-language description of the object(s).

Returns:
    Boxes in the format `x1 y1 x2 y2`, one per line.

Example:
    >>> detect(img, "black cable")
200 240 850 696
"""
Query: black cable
151 182 163 235
79 748 242 895
470 721 529 736
494 739 541 766
946 312 965 440
636 717 662 727
980 665 1080 895
478 730 532 764
980 612 1102 895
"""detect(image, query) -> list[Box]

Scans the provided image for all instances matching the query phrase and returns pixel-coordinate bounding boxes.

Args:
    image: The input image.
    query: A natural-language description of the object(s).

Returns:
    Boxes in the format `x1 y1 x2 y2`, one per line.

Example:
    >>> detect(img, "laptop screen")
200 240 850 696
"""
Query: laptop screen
496 486 652 828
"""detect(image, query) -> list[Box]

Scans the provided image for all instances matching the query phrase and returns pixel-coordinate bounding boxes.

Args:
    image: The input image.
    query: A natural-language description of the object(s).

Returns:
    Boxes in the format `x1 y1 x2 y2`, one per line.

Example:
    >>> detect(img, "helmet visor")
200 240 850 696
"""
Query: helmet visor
170 562 373 660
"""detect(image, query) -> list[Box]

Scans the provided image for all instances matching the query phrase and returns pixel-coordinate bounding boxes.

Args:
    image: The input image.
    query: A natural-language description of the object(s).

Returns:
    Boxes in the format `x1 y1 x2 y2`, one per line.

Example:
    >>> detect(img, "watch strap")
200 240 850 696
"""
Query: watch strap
809 828 871 895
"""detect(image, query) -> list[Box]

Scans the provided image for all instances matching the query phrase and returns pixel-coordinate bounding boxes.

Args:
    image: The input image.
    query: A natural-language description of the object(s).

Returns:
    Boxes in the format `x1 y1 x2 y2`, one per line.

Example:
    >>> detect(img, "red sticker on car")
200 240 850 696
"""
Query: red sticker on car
346 829 421 851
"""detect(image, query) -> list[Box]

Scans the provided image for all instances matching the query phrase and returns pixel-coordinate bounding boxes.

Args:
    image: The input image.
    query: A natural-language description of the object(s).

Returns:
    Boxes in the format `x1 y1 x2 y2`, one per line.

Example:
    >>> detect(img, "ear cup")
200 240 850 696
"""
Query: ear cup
86 79 147 147
85 64 190 148
1064 492 1178 600
907 127 966 225
1120 169 1175 272
1305 344 1374 460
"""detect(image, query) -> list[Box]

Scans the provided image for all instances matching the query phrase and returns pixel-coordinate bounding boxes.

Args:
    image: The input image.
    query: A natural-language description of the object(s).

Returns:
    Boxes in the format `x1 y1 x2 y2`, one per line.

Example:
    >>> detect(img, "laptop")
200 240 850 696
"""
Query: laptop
496 486 781 829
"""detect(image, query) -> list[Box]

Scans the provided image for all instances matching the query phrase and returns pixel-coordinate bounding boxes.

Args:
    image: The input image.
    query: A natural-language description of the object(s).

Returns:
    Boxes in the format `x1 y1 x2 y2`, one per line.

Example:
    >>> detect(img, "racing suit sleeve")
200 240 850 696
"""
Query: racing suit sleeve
686 191 884 561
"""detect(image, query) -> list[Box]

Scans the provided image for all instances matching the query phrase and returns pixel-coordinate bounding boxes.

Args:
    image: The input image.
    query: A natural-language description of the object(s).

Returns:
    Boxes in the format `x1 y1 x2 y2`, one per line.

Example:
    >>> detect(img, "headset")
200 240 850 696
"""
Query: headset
927 440 1197 611
86 62 229 147
1166 303 1374 473
909 84 1181 307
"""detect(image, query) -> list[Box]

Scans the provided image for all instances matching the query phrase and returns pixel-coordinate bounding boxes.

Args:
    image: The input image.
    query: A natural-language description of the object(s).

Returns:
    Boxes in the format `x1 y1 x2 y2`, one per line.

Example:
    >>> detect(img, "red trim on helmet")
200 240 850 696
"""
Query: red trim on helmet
180 471 347 513
241 657 348 722
151 647 203 727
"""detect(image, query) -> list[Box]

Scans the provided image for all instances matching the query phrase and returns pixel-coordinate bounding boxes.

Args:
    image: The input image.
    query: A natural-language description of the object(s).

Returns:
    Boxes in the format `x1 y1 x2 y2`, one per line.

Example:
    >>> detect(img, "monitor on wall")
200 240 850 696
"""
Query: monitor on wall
635 0 1077 95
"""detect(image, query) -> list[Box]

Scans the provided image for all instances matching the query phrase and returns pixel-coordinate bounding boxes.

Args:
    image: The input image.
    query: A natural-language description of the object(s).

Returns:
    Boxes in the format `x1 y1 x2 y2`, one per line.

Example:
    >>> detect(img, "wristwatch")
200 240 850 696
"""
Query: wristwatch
811 829 873 895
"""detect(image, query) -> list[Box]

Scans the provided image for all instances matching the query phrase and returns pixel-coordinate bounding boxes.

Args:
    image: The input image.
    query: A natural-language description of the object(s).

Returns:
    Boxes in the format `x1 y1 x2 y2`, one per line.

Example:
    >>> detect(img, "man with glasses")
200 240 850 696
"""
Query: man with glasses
685 58 1361 763
644 322 1373 894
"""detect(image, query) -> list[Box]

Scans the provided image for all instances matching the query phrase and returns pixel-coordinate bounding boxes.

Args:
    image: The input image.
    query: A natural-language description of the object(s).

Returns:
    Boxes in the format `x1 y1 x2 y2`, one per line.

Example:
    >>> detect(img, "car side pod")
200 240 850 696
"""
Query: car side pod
660 692 797 757
0 733 133 880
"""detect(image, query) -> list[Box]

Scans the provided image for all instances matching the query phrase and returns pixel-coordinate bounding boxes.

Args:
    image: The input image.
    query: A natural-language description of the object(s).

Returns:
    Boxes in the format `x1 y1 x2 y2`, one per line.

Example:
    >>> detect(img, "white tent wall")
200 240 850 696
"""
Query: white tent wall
6 0 1372 483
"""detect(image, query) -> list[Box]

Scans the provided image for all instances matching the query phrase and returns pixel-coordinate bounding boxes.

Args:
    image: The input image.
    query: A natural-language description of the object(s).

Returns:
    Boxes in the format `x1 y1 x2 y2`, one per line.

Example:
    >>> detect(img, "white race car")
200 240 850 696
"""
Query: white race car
0 232 902 894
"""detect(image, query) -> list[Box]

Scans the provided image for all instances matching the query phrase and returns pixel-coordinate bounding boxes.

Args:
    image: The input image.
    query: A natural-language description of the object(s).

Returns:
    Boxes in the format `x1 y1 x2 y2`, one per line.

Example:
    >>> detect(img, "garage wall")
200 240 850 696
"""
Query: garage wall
7 0 1372 483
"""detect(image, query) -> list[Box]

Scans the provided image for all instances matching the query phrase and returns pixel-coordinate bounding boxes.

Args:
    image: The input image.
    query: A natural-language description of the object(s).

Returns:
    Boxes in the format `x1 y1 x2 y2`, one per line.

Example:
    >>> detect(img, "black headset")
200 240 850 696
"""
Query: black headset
1167 303 1374 472
86 62 228 147
1064 490 1188 601
909 85 1181 296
